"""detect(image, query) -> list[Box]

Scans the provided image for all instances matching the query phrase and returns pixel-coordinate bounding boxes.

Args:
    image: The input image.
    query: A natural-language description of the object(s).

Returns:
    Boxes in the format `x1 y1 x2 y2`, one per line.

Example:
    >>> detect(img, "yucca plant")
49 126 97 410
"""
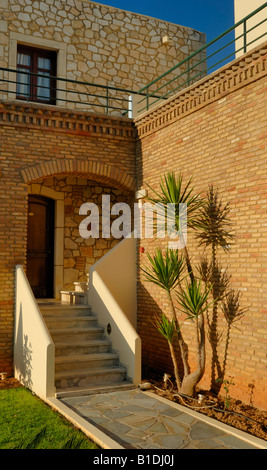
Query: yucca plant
177 278 213 320
154 313 181 390
142 252 213 396
141 248 186 294
146 172 205 282
141 248 189 383
175 278 213 396
141 248 186 337
143 249 214 396
142 173 214 394
146 172 205 230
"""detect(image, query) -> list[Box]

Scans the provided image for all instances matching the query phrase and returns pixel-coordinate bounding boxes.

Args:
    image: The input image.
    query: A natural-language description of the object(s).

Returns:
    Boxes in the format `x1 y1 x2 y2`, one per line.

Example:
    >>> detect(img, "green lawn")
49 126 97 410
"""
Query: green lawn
0 387 99 449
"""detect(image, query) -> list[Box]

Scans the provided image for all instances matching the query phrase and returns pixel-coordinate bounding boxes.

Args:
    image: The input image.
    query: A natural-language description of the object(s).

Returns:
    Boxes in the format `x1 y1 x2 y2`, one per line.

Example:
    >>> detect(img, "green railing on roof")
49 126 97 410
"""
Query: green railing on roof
136 2 267 114
0 65 141 116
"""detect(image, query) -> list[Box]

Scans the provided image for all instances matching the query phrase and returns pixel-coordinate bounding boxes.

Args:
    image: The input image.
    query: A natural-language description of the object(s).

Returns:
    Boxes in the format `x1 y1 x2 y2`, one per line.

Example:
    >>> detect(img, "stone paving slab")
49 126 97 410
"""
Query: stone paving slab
60 388 265 449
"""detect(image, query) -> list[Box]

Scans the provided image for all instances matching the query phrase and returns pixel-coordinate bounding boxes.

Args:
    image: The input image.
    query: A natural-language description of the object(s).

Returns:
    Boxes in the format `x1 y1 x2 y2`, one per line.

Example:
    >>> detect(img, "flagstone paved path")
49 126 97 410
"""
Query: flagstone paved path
60 388 263 449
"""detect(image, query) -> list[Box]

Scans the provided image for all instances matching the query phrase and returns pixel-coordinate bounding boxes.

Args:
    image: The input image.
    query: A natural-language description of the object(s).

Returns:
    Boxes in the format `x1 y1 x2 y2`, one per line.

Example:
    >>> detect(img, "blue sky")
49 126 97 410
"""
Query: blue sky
94 0 235 43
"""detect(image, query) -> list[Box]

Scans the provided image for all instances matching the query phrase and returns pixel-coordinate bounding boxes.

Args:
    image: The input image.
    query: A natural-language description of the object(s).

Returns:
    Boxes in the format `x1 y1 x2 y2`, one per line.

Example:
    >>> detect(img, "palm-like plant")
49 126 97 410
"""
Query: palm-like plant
141 248 186 293
154 313 181 390
146 172 205 282
146 172 205 230
177 279 213 320
143 248 213 395
141 174 214 396
141 248 188 386
175 279 213 395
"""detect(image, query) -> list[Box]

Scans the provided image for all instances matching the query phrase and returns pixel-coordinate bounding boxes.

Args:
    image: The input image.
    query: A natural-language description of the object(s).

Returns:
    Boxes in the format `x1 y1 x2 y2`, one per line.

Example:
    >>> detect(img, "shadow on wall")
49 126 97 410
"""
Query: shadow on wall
138 279 242 394
138 282 186 382
14 303 33 391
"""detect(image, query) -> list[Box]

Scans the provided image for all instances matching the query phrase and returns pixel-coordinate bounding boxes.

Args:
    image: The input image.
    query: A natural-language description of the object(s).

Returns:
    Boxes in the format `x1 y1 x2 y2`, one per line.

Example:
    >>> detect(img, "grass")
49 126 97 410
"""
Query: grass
0 387 99 449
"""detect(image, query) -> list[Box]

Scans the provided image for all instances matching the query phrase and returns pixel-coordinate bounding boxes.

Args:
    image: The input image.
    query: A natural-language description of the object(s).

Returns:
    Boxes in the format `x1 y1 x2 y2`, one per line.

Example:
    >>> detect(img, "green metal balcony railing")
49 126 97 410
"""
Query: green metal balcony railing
0 66 140 116
135 2 267 114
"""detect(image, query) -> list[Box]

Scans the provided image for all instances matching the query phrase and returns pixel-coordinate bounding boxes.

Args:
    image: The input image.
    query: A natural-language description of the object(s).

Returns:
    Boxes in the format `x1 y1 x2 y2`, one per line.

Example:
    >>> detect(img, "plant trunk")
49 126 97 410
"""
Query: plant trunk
179 312 206 396
168 341 181 390
167 291 190 377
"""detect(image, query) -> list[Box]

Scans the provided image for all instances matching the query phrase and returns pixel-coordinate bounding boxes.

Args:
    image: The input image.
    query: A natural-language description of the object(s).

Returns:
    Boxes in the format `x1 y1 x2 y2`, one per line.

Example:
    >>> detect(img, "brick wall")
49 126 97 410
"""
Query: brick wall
0 100 136 376
135 43 267 409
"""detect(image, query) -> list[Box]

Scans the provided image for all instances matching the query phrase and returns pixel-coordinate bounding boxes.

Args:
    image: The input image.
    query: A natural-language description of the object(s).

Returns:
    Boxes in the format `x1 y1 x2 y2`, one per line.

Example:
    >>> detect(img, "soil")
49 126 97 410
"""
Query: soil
145 377 267 442
0 377 23 390
1 377 266 442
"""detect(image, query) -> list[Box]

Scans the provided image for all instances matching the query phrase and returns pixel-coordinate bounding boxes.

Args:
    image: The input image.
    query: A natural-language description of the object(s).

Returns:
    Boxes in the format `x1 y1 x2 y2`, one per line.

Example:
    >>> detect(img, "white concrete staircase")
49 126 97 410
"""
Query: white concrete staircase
38 301 134 398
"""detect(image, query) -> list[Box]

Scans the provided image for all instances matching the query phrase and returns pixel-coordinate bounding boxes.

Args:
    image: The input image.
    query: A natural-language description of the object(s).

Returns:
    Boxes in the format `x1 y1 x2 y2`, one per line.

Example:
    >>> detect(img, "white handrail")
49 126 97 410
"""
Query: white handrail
88 236 141 385
14 265 55 398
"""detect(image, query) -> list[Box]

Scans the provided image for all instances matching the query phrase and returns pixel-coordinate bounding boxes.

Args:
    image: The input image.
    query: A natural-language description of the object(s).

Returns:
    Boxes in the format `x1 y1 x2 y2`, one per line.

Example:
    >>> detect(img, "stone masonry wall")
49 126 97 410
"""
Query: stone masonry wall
135 43 267 410
0 0 206 113
38 175 133 288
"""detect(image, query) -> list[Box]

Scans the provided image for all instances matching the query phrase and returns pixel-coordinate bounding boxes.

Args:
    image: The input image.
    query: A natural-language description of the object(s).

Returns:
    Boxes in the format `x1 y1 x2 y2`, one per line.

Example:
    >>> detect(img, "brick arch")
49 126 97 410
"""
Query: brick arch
21 159 136 192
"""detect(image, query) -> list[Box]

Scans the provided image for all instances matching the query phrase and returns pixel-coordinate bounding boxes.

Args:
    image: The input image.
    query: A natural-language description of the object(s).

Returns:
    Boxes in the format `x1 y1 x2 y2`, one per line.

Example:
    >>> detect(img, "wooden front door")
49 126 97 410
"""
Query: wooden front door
27 195 55 298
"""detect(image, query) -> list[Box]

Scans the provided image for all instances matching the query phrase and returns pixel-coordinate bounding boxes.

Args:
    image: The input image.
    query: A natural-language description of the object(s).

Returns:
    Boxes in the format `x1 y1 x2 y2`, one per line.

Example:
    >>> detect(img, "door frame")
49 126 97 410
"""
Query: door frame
27 184 64 300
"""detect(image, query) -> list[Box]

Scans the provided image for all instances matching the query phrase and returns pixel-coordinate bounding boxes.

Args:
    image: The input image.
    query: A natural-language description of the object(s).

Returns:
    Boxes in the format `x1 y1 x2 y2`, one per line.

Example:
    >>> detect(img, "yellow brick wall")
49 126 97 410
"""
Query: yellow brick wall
135 44 267 409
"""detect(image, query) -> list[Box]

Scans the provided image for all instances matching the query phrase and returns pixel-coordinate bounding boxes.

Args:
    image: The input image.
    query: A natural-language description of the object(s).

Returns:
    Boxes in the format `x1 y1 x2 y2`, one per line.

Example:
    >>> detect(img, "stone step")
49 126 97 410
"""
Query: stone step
56 381 135 399
55 339 112 357
55 352 119 373
38 300 132 397
49 326 104 343
39 303 92 317
55 366 127 390
44 315 98 329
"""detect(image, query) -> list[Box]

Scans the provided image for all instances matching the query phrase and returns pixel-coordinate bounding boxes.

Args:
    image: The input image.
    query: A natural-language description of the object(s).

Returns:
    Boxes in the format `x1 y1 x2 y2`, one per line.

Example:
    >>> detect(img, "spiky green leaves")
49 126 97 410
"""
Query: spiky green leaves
146 172 205 232
154 313 176 343
176 279 213 320
141 248 186 293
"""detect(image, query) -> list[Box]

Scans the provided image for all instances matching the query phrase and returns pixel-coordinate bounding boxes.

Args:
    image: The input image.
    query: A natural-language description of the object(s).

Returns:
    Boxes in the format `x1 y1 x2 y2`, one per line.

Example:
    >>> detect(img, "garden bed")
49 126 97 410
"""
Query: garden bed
0 377 23 390
147 377 267 442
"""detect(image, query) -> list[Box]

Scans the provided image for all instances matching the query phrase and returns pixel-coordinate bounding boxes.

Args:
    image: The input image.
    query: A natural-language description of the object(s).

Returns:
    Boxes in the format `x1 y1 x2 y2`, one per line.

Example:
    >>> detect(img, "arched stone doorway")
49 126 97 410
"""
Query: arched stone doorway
26 168 135 301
